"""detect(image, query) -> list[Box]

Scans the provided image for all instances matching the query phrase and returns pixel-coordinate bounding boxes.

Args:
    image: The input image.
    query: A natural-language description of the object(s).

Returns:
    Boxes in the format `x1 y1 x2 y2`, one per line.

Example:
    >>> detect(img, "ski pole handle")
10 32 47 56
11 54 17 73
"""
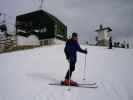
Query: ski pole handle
84 48 87 54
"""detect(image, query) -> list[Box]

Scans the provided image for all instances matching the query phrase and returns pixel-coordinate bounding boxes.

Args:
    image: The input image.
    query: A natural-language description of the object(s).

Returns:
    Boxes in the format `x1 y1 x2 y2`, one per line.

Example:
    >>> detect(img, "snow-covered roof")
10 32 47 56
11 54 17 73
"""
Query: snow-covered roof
95 25 112 32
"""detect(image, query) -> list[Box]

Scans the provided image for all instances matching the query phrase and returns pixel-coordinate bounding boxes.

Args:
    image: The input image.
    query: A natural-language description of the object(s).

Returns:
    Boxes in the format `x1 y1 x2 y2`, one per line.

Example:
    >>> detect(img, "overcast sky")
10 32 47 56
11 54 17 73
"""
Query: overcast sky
0 0 133 43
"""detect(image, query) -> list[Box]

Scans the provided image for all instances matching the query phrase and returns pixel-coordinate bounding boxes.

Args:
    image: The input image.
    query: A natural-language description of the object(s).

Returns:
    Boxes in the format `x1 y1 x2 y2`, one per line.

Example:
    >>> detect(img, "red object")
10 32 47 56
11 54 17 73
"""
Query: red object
62 80 78 86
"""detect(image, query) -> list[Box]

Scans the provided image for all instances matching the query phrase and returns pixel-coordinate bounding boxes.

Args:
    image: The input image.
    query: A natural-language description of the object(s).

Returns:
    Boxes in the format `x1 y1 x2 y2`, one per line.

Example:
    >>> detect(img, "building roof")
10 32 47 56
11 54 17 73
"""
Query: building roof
16 10 66 29
95 24 112 32
95 27 112 32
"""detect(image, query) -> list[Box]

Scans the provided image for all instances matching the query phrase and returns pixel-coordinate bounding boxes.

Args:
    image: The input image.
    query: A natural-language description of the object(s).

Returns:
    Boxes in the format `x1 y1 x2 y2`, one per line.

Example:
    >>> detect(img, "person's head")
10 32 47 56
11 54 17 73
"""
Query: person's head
72 32 78 41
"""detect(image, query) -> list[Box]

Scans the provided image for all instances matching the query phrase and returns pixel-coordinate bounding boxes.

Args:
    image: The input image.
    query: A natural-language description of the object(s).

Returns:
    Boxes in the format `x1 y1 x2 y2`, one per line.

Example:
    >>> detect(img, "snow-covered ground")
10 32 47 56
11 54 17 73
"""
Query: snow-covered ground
0 44 133 100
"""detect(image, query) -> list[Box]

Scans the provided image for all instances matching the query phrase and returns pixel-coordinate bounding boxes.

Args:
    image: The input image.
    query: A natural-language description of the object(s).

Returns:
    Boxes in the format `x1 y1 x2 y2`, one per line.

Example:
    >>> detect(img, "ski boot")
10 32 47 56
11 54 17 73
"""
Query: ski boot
61 79 78 86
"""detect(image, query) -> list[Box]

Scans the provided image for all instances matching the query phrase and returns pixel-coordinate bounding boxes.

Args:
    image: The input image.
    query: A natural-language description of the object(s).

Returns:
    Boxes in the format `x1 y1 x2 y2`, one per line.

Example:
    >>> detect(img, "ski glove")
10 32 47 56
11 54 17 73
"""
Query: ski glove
84 49 88 54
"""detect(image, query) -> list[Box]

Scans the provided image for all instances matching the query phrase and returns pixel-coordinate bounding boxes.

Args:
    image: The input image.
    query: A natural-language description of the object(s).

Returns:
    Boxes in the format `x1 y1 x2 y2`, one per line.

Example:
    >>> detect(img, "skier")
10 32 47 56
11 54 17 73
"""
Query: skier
62 32 87 86
108 37 112 49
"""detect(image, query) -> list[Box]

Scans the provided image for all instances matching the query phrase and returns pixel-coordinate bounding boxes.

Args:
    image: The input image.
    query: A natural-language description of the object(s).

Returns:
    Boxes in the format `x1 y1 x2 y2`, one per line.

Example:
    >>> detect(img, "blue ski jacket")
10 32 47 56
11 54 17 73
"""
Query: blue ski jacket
64 39 87 63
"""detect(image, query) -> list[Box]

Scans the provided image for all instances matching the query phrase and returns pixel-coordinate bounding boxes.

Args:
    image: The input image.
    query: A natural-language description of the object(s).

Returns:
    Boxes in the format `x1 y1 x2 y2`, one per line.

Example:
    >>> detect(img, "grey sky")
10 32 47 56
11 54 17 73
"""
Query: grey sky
0 0 133 43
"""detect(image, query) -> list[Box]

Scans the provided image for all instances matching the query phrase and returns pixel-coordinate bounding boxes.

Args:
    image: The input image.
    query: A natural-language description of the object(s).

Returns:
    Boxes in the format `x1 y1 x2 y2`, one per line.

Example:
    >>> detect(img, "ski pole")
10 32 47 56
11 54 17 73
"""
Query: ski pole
83 52 87 80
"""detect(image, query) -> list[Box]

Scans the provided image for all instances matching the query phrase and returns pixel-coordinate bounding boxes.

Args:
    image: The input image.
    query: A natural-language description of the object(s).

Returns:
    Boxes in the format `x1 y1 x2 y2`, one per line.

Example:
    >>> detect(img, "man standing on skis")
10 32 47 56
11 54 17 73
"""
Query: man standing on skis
63 32 87 85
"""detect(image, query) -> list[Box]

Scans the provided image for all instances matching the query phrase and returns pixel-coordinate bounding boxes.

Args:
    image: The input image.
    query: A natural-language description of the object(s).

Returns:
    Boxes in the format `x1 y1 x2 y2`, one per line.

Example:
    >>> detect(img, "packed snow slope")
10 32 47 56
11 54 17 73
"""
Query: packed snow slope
0 45 133 100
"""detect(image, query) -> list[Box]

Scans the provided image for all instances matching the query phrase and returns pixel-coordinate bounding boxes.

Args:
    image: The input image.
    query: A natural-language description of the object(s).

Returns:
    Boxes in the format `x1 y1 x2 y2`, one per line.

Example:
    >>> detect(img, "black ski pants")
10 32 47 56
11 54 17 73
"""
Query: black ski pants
65 60 76 80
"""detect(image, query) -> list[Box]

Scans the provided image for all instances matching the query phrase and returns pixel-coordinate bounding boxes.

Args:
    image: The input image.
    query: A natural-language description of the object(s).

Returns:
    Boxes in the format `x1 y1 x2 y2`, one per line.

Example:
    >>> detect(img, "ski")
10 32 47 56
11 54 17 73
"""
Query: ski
49 83 98 88
78 82 96 85
60 80 96 85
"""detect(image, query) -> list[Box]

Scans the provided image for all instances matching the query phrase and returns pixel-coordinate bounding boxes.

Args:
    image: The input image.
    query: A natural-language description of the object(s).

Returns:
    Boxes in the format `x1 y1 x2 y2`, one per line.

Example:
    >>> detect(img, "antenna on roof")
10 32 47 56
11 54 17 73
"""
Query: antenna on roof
39 0 44 9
